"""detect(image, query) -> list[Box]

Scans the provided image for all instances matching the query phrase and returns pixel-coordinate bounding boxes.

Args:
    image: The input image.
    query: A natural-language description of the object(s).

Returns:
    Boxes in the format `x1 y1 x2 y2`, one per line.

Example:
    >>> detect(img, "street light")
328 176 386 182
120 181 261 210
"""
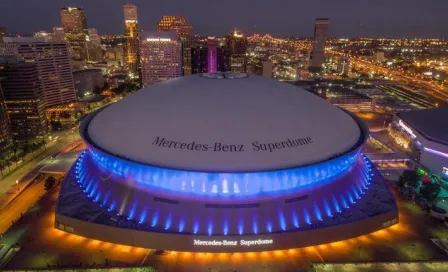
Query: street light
15 180 19 191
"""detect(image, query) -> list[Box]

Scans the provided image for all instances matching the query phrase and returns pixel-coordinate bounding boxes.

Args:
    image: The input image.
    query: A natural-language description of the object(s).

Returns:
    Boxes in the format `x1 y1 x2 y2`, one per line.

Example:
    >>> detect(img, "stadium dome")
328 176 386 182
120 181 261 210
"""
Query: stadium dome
56 73 398 252
87 73 361 172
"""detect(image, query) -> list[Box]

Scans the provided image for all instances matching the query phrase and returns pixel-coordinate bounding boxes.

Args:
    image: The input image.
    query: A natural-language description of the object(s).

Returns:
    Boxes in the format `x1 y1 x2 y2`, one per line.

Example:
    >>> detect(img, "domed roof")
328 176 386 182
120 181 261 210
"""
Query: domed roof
86 73 363 172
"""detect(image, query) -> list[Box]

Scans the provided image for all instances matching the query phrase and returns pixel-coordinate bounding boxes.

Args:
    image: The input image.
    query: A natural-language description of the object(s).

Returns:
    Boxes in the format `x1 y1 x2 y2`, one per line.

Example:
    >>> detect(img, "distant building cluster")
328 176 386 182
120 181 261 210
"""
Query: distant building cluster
0 3 335 162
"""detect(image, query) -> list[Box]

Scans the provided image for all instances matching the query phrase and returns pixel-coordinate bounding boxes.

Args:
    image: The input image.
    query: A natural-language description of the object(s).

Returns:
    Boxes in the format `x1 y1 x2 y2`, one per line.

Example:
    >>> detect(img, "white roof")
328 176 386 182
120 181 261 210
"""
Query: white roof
87 74 361 172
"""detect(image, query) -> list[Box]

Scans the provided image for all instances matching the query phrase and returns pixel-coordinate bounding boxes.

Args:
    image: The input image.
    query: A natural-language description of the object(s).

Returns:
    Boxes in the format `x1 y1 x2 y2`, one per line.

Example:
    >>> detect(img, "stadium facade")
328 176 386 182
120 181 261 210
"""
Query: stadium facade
55 73 398 252
389 107 448 178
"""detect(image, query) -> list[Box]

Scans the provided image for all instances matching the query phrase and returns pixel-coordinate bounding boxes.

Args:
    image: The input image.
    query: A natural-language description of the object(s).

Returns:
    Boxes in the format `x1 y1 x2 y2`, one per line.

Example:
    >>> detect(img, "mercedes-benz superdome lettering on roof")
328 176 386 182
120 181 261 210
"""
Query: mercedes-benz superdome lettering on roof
86 74 361 172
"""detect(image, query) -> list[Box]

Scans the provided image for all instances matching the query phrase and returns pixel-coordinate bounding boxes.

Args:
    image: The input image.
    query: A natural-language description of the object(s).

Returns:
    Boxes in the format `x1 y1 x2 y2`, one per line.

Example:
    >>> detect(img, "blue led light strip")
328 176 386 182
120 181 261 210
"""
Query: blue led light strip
85 146 359 197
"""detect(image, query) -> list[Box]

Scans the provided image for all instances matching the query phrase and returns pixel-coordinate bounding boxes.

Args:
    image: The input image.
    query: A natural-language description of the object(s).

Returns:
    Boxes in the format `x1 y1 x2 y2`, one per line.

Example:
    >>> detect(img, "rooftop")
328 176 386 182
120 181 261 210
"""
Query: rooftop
86 73 364 172
398 106 448 146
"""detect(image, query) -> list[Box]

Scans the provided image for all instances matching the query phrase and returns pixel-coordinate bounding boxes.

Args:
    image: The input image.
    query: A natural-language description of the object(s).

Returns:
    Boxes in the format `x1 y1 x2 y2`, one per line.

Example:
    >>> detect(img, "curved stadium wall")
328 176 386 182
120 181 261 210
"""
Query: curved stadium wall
54 107 399 252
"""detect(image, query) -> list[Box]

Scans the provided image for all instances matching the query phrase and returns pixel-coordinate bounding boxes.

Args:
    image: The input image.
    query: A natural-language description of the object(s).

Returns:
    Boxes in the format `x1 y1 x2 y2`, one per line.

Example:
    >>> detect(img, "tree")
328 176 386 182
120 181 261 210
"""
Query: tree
0 159 5 175
50 120 62 131
358 73 370 82
44 176 57 191
4 160 12 172
398 169 420 188
11 148 24 166
420 182 441 201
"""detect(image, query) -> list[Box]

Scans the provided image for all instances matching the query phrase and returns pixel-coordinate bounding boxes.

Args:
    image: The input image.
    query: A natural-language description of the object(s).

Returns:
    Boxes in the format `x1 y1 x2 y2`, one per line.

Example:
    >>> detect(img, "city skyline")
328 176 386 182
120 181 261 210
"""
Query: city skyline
0 0 447 37
1 1 448 271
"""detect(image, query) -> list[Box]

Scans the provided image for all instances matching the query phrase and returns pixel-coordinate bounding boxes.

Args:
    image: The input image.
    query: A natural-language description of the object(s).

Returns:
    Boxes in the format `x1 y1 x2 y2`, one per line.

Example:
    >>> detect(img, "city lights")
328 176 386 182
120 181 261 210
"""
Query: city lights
1 1 447 270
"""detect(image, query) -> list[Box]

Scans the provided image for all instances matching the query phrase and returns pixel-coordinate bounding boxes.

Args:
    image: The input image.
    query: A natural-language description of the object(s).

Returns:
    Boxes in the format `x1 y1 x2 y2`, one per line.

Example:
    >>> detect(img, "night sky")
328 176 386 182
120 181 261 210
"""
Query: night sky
1 0 447 37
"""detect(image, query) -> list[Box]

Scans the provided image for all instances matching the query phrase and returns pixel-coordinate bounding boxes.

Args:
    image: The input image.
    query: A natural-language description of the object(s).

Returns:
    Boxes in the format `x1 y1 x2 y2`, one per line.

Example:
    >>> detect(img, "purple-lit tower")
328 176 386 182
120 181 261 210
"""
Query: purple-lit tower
55 73 398 252
207 36 218 73
191 37 224 74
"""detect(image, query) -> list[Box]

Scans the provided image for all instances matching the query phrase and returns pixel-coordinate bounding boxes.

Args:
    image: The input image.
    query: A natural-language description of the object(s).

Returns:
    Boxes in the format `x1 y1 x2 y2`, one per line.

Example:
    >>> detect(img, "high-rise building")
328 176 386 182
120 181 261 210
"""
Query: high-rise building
0 27 6 43
261 61 274 78
224 30 248 72
309 18 329 73
86 28 103 62
0 84 11 153
191 37 224 74
206 36 220 73
87 29 101 46
191 46 205 74
140 32 182 87
373 51 385 63
124 4 138 21
0 37 76 108
53 27 66 42
123 4 140 74
156 16 193 37
60 7 87 34
0 57 47 144
156 16 194 75
61 7 88 61
246 58 273 78
73 69 105 98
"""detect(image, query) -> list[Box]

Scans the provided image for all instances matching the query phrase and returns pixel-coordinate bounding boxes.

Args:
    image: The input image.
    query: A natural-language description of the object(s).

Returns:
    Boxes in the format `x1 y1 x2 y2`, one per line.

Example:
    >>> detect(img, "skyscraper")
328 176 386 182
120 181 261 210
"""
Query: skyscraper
60 7 87 34
156 16 193 37
140 32 182 87
0 37 76 108
373 51 385 62
0 57 47 144
87 29 101 46
123 4 140 74
309 18 329 73
86 28 103 62
206 37 220 73
0 83 11 153
224 30 248 72
191 37 224 74
0 27 7 43
156 16 193 75
53 27 66 42
60 7 88 61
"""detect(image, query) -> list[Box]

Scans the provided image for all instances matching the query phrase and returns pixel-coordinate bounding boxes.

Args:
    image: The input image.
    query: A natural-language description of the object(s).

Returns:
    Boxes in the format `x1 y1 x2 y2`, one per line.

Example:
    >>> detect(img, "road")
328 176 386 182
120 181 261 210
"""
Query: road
2 184 447 271
0 158 46 210
330 50 448 103
0 179 45 234
0 127 80 203
0 138 84 235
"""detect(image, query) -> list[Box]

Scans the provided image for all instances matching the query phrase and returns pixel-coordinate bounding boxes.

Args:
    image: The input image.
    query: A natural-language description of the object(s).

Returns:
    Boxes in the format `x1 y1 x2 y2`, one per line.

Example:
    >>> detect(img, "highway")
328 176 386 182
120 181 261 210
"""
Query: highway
376 85 437 109
330 50 448 103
